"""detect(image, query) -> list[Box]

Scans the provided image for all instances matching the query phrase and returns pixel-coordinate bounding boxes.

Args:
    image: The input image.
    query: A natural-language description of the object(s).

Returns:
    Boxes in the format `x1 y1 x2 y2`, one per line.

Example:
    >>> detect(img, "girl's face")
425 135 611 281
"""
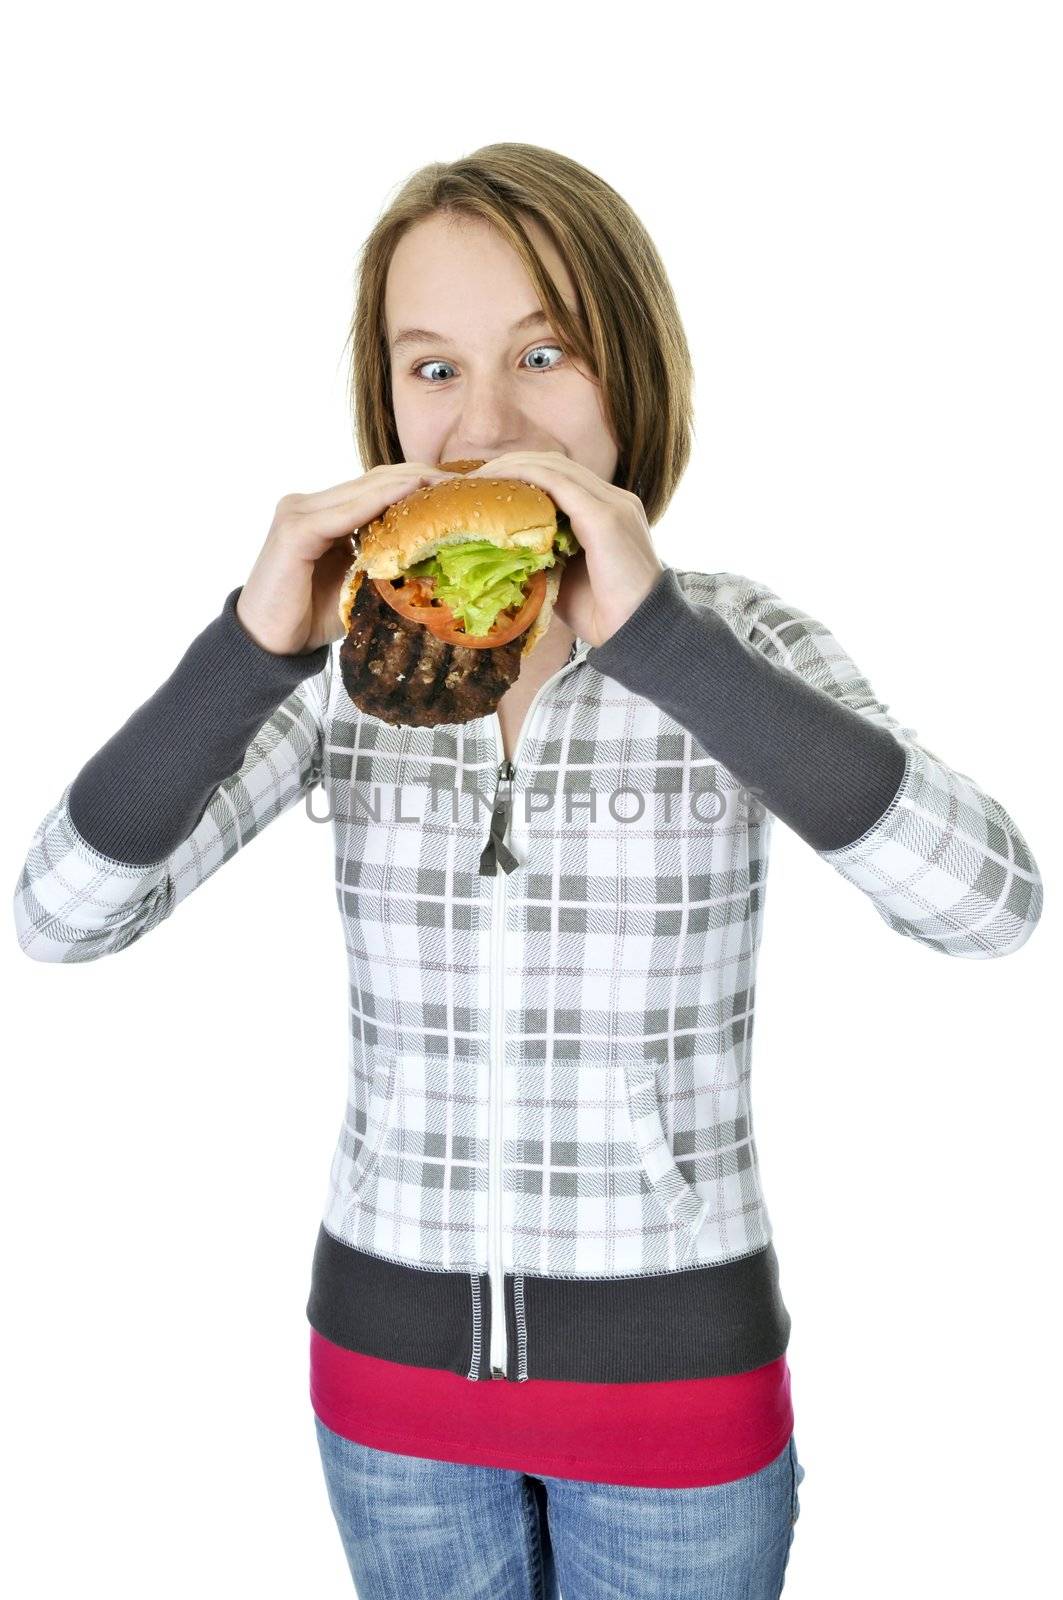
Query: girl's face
385 211 621 484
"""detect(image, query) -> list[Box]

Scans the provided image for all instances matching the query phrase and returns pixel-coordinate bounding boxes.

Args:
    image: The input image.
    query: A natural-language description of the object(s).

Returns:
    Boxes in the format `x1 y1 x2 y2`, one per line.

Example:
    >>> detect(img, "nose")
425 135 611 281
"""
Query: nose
448 372 534 463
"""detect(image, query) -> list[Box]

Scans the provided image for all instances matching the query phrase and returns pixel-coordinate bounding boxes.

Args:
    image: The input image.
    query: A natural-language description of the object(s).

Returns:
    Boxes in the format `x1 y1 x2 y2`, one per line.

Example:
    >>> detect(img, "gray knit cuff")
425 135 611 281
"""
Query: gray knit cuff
67 587 329 866
586 565 908 853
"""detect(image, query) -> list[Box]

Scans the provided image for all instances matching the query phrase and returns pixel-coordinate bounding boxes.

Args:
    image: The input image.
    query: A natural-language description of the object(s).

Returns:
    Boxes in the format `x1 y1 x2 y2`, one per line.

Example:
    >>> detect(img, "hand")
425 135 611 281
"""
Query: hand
237 462 456 655
458 451 664 647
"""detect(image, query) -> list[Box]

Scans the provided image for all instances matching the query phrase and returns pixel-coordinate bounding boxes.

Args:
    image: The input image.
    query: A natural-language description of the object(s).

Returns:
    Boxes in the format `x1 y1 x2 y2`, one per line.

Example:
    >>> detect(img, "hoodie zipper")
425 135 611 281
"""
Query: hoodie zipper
481 653 581 1379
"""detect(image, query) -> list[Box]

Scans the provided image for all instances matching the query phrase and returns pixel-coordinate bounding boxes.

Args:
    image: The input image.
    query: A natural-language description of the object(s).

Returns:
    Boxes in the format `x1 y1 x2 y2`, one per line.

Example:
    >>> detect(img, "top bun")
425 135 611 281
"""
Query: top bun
352 471 559 581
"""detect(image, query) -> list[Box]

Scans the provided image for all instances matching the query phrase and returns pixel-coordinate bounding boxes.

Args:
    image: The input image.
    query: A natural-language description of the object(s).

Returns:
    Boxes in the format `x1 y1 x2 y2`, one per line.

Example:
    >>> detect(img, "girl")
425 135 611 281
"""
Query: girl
15 143 1042 1599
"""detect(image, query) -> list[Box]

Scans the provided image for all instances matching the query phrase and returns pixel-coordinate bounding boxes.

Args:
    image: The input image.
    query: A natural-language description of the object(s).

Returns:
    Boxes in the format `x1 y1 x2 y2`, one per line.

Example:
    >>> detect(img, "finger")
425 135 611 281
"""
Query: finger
289 464 451 512
277 498 391 561
467 459 615 509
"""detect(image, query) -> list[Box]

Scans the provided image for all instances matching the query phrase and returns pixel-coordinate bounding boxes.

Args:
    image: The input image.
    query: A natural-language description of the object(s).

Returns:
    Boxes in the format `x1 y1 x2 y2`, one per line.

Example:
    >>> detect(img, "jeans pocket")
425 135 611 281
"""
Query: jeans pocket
789 1434 805 1527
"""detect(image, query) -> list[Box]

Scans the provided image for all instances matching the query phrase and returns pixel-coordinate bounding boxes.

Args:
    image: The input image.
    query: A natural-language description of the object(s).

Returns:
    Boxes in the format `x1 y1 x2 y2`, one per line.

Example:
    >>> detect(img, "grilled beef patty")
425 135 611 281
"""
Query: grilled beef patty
339 573 526 727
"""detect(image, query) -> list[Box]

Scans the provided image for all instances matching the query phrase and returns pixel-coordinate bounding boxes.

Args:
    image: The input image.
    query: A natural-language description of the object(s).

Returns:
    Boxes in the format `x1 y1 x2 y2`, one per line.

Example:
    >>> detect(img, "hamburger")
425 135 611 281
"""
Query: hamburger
337 459 579 727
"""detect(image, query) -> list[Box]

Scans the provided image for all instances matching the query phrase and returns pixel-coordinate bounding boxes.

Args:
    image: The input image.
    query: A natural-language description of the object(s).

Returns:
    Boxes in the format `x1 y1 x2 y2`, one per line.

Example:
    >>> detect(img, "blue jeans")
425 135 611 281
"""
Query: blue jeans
314 1413 806 1599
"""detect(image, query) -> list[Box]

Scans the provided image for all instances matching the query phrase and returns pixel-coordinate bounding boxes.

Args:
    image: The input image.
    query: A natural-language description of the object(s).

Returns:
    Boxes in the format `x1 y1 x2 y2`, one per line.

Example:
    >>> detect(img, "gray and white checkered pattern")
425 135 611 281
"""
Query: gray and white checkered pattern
14 568 1043 1286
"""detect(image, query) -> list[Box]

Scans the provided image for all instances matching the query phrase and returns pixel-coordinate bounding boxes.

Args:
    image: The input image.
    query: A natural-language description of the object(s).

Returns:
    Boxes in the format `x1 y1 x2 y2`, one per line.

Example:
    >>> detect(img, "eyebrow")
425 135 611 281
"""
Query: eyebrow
389 309 555 354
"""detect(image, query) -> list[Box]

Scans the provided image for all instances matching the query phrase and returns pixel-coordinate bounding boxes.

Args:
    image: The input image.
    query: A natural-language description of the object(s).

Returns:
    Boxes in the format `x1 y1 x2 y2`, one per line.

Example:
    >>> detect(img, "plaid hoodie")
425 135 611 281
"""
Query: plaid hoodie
13 564 1043 1386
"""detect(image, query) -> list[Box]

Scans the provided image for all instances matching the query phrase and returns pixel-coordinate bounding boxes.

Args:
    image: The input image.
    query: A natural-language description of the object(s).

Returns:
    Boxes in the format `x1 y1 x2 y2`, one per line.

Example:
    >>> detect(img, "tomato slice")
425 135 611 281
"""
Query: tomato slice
372 569 548 650
371 574 455 626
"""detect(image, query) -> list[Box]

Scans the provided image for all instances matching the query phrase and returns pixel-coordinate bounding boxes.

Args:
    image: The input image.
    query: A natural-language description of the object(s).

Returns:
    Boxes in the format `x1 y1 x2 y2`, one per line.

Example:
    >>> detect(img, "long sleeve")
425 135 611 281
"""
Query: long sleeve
586 564 1043 959
13 587 332 963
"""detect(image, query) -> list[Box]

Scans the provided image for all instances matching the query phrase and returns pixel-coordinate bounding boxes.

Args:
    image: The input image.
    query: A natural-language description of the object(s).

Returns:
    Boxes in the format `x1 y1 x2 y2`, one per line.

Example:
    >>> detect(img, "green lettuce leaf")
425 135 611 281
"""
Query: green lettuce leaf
404 526 577 637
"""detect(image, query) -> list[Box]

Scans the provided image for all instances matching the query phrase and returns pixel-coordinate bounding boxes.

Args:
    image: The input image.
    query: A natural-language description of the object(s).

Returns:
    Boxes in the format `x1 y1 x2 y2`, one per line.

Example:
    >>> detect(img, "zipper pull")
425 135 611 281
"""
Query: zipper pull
479 759 519 876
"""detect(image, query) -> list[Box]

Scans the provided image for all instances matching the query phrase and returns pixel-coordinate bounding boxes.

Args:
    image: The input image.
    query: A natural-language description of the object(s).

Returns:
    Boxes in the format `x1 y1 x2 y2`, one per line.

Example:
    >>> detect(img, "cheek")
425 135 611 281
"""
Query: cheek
531 373 587 422
390 383 444 457
547 379 616 448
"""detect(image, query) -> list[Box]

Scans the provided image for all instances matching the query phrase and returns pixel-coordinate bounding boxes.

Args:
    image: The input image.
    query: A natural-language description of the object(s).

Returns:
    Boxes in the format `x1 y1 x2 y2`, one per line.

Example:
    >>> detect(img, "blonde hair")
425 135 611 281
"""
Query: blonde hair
344 143 695 527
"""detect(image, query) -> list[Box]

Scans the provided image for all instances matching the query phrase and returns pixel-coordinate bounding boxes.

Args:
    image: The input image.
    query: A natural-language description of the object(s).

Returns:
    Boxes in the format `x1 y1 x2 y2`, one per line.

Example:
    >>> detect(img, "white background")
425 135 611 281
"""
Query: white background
3 3 1059 1596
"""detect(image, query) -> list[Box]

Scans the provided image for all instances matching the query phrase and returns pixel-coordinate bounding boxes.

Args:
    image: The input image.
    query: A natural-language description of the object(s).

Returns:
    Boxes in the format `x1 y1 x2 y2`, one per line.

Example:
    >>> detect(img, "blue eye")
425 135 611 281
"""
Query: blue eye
410 345 566 383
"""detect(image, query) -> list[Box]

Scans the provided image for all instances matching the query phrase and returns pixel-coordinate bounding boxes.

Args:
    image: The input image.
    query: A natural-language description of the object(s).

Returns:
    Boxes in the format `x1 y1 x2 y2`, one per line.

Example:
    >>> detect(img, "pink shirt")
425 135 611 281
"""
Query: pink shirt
310 1329 794 1488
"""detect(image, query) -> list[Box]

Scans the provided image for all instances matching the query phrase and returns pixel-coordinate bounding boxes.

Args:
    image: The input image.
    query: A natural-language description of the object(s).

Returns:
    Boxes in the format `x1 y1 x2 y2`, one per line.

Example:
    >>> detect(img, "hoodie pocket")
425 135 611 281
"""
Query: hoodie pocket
620 1056 707 1237
329 1046 401 1215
